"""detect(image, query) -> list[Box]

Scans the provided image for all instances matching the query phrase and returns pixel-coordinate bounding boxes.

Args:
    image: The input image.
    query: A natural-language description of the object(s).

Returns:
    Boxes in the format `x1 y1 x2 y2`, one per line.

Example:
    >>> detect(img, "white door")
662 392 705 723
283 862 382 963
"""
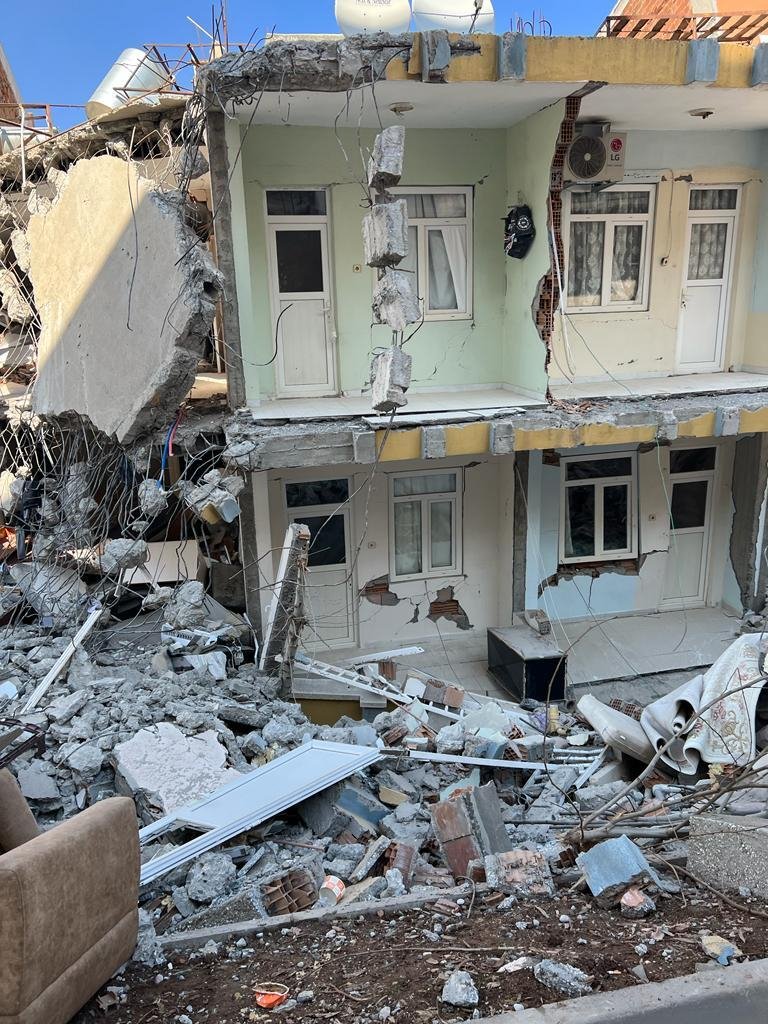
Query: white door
677 187 738 373
661 446 716 607
285 478 355 648
266 190 337 398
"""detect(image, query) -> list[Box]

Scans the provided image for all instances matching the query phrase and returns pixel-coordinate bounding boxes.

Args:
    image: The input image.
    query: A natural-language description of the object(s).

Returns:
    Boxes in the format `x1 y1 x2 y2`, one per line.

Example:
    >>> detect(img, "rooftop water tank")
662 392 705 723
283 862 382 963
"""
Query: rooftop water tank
86 48 169 121
412 0 495 32
335 0 412 36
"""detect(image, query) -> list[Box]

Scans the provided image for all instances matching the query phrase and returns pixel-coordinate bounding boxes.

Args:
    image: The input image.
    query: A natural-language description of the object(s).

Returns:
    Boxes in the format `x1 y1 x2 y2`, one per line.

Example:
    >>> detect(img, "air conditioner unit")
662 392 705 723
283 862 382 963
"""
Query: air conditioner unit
565 130 627 186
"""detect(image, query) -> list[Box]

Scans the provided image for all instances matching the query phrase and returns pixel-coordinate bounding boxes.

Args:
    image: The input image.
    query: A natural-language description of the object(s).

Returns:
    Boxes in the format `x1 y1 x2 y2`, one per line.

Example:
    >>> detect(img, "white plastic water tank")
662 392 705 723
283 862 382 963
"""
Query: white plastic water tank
412 0 495 32
86 48 169 120
335 0 412 36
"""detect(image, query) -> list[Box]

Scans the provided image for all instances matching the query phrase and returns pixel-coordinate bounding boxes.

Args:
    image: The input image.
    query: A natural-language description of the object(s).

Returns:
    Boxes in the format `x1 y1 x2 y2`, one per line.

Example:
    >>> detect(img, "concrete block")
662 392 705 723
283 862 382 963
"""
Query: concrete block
352 430 377 464
685 38 719 85
362 200 409 268
372 269 421 332
752 43 768 87
483 848 555 897
371 344 412 411
689 813 768 897
716 406 741 436
368 125 405 191
421 30 451 83
499 32 526 81
576 835 661 907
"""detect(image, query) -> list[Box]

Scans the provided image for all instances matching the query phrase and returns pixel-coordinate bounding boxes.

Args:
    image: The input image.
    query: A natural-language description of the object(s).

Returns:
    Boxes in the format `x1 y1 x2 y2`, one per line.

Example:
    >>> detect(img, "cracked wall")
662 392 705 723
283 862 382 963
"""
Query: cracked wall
26 153 222 443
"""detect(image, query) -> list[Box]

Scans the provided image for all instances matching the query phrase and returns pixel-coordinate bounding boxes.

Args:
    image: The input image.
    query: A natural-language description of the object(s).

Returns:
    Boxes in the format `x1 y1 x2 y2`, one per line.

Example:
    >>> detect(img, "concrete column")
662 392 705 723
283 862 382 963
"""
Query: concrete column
729 432 768 613
512 451 529 615
205 108 247 410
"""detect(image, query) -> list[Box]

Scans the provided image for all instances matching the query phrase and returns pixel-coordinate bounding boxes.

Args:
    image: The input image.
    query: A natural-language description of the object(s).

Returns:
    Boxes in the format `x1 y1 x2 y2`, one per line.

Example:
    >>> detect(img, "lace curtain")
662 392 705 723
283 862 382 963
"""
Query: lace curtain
688 223 728 280
568 222 604 306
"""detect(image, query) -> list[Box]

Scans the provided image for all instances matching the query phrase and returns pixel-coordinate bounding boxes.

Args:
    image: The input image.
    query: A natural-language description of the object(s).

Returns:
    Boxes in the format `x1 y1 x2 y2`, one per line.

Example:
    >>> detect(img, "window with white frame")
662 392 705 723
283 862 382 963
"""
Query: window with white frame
565 186 655 312
392 187 473 319
390 470 462 580
560 454 637 564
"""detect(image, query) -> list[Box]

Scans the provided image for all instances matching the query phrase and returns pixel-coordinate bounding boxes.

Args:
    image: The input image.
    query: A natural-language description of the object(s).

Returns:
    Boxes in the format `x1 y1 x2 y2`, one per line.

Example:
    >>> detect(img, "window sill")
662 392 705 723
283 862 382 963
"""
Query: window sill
564 307 651 318
389 569 464 585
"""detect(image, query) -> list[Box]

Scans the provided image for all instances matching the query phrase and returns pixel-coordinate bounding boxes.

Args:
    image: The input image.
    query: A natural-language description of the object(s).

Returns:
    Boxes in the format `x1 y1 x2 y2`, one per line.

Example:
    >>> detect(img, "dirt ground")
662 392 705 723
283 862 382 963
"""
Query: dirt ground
73 886 768 1023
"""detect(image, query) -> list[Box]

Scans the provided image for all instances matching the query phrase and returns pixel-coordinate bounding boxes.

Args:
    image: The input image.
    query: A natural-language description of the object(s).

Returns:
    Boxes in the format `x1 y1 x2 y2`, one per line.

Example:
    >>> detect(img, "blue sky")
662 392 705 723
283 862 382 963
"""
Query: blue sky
4 1 608 127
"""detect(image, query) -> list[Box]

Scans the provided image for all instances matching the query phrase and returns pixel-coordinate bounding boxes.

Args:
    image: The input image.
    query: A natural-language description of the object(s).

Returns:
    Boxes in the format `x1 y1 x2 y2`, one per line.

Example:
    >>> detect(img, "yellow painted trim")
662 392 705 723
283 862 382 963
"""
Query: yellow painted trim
677 413 716 437
715 43 753 89
376 428 422 461
739 407 768 434
526 36 689 86
444 422 490 455
446 33 498 83
514 421 657 450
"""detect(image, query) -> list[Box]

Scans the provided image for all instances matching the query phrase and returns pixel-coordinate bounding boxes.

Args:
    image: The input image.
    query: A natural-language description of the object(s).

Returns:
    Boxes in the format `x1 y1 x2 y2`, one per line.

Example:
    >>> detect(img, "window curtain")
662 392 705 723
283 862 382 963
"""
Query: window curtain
406 194 466 217
428 228 466 311
568 222 604 305
688 222 728 280
611 224 642 301
689 189 737 211
394 501 422 575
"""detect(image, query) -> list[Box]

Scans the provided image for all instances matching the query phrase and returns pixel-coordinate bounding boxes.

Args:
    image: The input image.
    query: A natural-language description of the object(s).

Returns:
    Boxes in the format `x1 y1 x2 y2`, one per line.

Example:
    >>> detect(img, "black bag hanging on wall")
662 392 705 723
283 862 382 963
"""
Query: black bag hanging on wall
504 205 535 259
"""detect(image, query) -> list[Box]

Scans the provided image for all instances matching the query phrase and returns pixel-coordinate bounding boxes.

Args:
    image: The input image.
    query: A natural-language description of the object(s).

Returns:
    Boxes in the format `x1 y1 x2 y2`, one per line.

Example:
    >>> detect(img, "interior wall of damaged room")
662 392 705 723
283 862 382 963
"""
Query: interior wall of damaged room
254 454 515 651
234 124 509 402
548 129 767 382
523 439 739 622
504 100 567 398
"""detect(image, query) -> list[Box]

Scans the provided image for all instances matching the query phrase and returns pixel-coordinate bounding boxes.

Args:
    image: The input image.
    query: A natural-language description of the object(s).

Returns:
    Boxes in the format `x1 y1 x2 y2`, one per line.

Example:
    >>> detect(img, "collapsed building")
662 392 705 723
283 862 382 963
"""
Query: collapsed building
1 20 768 1024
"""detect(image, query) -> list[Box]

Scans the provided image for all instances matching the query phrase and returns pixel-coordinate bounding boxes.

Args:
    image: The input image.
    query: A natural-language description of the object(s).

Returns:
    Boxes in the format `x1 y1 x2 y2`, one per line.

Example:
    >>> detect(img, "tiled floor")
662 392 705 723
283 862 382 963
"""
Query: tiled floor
550 370 768 402
299 606 742 702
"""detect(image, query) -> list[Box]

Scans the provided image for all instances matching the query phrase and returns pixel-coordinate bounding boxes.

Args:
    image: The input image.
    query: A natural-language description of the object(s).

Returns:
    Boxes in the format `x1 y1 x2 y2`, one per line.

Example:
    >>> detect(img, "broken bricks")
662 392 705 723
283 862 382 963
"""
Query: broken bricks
576 836 662 907
431 783 511 878
261 867 318 916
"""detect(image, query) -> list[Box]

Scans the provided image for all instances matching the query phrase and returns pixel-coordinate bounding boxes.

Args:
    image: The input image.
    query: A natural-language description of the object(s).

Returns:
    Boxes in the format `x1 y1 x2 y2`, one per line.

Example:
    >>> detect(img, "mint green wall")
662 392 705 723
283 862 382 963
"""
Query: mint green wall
239 125 514 401
503 101 565 398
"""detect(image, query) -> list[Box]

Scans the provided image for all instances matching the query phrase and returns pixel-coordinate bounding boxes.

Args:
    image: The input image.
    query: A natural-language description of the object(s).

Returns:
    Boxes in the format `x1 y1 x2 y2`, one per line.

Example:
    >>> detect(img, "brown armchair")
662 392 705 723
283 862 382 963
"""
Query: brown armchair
0 768 140 1024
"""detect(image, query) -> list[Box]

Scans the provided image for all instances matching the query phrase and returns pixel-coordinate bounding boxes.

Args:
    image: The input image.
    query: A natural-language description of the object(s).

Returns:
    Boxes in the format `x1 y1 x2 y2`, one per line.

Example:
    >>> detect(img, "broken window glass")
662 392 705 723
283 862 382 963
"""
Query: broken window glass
566 457 632 481
565 485 595 558
670 480 708 530
286 479 349 508
603 484 629 550
300 514 347 567
275 230 323 293
670 448 716 473
267 190 327 216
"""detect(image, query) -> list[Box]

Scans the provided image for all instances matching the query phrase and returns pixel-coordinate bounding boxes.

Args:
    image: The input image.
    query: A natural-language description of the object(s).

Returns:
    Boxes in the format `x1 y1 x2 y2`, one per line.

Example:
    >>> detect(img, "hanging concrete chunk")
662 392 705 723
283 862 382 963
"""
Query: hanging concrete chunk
27 154 222 443
368 125 405 192
362 199 409 268
371 344 412 412
372 270 421 332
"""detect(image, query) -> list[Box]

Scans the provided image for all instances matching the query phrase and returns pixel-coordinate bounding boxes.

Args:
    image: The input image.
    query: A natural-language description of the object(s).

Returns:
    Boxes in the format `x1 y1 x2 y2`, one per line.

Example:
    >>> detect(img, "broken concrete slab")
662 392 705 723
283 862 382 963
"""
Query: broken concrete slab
688 813 768 898
483 849 555 897
363 200 409 268
27 153 222 443
10 562 88 629
371 344 412 411
368 125 405 192
576 836 662 907
533 959 593 997
372 270 421 332
114 722 241 816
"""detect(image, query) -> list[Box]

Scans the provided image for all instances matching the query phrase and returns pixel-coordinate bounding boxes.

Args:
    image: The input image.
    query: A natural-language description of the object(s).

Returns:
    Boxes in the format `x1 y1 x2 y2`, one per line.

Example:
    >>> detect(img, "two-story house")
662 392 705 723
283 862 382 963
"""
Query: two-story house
203 29 768 690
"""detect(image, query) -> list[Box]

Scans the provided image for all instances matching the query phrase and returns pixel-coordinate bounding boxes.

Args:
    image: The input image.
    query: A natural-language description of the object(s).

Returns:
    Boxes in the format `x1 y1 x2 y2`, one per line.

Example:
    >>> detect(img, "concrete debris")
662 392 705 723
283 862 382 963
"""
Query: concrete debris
133 909 166 967
138 479 169 518
620 887 656 919
10 563 88 629
362 200 409 268
484 849 555 897
179 469 243 524
533 959 593 997
101 538 150 574
688 813 768 898
576 836 662 907
368 126 405 191
432 783 511 878
371 344 412 412
186 852 237 903
113 722 242 816
372 269 421 332
0 266 34 324
441 970 479 1008
700 933 743 965
163 580 208 629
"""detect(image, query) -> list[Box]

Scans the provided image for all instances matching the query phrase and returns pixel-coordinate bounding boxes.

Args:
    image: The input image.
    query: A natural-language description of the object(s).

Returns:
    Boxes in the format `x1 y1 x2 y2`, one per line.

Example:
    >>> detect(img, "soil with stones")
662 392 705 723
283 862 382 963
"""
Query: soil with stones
73 887 768 1024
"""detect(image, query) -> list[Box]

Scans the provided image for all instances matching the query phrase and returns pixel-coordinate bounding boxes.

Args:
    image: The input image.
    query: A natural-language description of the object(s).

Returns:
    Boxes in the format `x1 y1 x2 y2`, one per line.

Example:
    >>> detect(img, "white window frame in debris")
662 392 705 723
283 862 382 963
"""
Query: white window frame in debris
559 452 638 564
563 184 655 313
389 468 463 581
388 186 473 321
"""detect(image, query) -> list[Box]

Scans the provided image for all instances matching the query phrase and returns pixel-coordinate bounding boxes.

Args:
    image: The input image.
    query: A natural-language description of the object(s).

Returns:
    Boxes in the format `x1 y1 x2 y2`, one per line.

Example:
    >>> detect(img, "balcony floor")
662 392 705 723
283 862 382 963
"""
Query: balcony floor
549 370 768 402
